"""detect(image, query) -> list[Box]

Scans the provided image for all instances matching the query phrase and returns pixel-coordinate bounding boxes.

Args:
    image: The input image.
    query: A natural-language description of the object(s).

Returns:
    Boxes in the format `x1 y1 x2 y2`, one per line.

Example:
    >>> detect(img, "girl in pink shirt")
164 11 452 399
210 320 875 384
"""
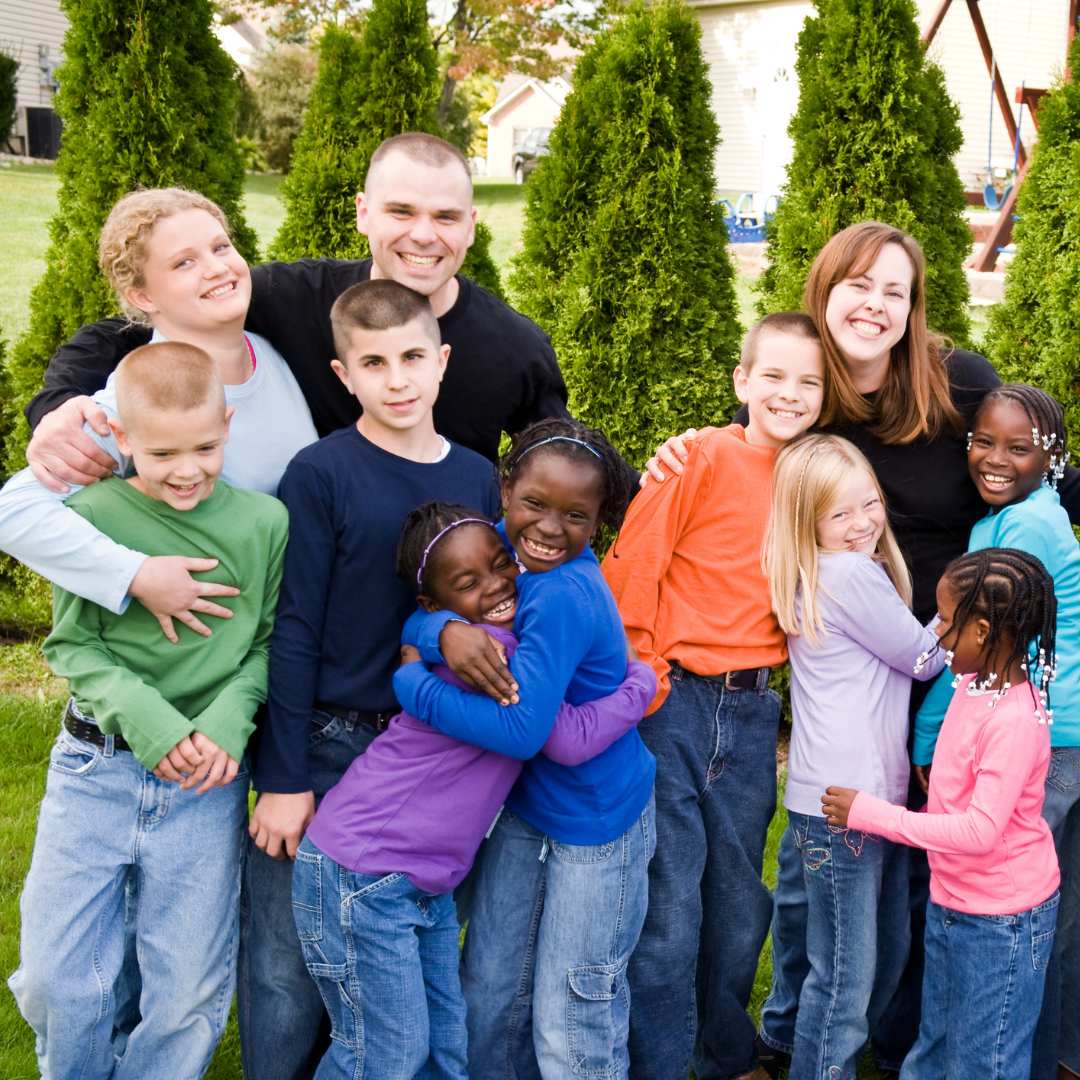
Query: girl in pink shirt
823 547 1060 1080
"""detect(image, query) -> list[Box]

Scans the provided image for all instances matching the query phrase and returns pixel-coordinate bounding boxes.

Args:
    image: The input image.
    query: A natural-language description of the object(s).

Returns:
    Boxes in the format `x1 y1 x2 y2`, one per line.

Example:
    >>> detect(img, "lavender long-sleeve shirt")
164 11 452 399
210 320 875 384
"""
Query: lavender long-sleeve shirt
785 552 946 816
307 626 657 893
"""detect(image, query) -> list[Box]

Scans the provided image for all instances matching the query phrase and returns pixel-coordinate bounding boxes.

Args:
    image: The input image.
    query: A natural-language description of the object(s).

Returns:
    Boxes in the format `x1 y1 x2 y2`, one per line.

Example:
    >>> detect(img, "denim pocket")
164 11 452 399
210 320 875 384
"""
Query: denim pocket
1047 747 1080 794
292 847 323 942
48 729 102 777
1031 891 1060 971
567 961 626 1077
551 839 616 864
308 712 343 748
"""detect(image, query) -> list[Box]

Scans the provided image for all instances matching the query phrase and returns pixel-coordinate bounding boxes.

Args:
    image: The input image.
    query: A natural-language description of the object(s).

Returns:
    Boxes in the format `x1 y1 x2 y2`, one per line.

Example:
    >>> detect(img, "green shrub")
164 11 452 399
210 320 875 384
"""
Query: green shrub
507 0 742 467
986 34 1080 434
270 6 505 299
2 0 258 481
0 49 16 150
250 43 319 172
757 0 972 345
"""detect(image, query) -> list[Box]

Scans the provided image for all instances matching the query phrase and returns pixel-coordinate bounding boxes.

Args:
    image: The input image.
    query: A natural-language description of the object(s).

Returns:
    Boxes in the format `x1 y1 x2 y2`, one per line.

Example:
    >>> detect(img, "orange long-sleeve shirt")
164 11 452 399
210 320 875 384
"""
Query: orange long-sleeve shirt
602 424 787 714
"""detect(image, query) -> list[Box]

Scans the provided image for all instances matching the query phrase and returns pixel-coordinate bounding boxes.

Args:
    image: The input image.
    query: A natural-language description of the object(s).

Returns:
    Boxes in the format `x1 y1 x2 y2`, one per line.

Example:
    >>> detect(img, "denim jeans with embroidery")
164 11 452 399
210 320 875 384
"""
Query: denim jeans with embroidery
902 892 1058 1080
760 813 910 1080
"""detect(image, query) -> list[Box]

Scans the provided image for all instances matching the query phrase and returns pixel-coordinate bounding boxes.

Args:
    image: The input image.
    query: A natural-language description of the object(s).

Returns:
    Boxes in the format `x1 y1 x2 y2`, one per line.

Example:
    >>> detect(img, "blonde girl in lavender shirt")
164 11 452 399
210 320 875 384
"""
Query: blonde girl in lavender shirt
757 434 945 1080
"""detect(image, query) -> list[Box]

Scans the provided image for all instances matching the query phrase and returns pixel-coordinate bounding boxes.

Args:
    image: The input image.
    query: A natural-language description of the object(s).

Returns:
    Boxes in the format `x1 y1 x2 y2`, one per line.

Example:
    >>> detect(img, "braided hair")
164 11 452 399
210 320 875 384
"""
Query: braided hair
396 500 495 594
973 383 1069 488
500 418 633 532
940 547 1058 716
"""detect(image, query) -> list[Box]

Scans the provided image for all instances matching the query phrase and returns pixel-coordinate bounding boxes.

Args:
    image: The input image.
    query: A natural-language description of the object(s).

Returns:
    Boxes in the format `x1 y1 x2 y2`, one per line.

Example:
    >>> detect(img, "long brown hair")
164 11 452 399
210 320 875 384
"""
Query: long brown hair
804 221 962 445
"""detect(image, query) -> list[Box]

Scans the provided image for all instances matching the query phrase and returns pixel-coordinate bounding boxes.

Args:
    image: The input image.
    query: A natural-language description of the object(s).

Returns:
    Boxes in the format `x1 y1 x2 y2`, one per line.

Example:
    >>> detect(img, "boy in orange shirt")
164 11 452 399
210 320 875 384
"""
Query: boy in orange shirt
602 312 825 1080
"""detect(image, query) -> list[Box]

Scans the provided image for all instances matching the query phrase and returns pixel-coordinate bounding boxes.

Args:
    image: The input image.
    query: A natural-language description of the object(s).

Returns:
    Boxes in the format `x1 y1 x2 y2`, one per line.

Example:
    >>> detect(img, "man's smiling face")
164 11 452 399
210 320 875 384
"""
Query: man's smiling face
355 151 477 317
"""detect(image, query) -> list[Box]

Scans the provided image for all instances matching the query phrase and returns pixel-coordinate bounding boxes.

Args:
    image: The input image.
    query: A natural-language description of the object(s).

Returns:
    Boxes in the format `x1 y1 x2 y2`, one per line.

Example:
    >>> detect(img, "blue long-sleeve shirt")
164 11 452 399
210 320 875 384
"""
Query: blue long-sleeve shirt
394 527 656 844
256 427 501 794
914 484 1080 763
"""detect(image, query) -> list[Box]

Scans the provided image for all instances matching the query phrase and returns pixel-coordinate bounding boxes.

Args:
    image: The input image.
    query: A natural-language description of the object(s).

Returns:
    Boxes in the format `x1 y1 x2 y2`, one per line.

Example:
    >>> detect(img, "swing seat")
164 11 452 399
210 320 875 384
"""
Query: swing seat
984 182 1013 211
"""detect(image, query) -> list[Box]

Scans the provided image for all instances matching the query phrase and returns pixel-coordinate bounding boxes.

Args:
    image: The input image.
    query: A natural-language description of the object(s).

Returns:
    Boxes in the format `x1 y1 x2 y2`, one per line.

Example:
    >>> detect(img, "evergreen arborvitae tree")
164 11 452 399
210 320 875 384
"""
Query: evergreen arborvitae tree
757 0 972 344
986 34 1080 435
508 0 742 468
3 0 256 478
269 6 505 300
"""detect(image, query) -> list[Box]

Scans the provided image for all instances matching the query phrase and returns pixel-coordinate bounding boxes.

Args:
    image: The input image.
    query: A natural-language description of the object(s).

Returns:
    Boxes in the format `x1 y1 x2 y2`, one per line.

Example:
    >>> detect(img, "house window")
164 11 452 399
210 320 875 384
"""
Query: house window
513 127 530 148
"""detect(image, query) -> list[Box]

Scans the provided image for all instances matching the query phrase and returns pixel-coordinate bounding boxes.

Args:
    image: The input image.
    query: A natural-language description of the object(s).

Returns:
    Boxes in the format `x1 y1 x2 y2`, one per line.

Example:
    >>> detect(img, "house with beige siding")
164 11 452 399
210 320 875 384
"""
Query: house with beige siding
686 0 1072 199
0 0 66 157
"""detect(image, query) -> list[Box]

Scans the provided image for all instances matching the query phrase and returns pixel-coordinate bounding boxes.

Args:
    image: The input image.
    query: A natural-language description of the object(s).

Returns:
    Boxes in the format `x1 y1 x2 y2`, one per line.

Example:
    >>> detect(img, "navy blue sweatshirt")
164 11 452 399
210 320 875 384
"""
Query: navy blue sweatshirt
256 427 501 794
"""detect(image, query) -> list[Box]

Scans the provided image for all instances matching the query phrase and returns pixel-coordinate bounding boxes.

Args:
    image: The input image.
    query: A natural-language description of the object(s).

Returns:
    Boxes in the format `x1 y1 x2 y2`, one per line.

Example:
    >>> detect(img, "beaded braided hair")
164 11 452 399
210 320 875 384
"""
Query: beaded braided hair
969 383 1070 489
396 500 497 595
934 547 1058 719
500 418 633 532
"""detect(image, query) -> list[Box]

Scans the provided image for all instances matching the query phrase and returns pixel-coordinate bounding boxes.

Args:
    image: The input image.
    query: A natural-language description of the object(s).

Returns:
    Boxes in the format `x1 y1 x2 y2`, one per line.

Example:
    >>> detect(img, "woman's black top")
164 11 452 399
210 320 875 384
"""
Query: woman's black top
736 349 1080 622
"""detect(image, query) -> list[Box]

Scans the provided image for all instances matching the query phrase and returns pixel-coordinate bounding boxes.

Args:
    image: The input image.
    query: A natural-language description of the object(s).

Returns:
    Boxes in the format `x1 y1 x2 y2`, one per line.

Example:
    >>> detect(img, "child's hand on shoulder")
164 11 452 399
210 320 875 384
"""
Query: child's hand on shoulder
821 786 859 828
400 644 422 666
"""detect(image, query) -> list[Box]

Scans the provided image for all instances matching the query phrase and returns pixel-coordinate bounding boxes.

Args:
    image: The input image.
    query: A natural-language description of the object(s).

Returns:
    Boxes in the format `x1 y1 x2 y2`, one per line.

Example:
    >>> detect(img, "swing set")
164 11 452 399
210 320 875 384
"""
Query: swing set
922 0 1079 272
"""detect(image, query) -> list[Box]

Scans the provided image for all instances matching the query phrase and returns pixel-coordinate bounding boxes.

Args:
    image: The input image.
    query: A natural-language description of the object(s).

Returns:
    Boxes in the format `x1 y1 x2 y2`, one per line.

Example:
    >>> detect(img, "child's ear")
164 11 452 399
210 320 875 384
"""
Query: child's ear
436 344 450 381
733 364 751 405
975 617 991 646
417 595 442 614
123 286 156 317
222 405 235 442
109 417 132 456
330 359 354 394
500 474 513 511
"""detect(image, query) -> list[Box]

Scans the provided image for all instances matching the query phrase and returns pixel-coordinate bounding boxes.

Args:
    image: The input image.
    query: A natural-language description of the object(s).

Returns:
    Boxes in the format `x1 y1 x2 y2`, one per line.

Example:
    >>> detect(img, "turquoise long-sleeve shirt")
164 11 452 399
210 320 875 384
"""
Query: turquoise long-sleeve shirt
914 484 1080 764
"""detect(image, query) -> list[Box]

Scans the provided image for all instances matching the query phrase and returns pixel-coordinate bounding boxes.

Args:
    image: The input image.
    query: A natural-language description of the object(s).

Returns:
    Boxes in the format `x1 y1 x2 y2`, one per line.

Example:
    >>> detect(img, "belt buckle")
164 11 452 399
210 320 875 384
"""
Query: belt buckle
724 670 739 691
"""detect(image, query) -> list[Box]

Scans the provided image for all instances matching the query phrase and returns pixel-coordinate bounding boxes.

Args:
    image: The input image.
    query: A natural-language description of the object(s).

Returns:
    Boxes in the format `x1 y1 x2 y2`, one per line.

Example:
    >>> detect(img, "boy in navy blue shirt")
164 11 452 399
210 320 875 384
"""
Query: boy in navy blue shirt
242 279 501 1080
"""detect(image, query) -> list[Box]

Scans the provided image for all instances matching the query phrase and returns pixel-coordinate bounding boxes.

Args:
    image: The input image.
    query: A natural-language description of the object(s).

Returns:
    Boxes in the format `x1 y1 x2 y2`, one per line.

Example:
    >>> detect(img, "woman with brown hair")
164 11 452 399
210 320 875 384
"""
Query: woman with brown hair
637 220 1080 1080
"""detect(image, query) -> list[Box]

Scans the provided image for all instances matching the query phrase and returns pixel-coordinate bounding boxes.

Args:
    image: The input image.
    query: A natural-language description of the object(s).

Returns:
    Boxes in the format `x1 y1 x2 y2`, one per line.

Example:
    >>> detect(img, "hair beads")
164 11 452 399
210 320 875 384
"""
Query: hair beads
940 548 1057 720
976 384 1070 491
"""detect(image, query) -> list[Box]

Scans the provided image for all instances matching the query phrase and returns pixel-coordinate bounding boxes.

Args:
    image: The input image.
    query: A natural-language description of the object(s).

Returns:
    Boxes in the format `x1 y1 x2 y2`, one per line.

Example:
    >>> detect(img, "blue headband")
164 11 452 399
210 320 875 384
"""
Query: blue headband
516 436 604 463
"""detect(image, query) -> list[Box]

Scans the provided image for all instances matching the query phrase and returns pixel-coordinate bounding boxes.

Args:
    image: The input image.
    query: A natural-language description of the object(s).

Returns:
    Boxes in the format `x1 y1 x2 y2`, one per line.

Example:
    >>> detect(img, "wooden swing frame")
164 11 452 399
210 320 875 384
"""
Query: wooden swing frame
921 0 1078 271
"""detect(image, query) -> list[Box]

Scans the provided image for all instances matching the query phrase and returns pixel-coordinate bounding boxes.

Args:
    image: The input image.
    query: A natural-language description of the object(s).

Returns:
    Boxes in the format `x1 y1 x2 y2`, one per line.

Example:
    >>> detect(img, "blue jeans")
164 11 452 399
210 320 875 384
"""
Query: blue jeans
1030 745 1080 1080
627 666 780 1080
292 837 468 1080
460 795 655 1080
760 815 910 1079
238 710 380 1080
8 728 247 1080
902 893 1059 1080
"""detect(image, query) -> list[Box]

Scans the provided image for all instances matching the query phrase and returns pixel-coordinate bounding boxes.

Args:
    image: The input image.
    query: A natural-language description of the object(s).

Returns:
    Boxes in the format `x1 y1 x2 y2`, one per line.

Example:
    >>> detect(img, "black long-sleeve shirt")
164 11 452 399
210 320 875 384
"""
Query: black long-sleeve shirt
27 258 572 463
737 349 1080 621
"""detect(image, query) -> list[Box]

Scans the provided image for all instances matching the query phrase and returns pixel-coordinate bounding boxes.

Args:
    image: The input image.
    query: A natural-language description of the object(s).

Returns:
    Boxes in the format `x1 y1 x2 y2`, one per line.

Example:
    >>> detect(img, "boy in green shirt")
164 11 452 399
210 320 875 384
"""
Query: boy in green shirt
8 341 289 1080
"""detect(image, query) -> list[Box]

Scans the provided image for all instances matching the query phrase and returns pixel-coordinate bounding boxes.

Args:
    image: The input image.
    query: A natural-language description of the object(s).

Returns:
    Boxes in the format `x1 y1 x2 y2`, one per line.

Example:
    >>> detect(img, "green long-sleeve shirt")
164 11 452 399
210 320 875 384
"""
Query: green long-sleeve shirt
44 477 289 770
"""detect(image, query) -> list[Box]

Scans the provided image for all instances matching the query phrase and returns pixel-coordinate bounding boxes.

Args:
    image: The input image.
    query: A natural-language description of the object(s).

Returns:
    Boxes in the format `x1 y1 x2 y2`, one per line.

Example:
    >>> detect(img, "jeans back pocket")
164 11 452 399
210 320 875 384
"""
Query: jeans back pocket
1031 890 1060 971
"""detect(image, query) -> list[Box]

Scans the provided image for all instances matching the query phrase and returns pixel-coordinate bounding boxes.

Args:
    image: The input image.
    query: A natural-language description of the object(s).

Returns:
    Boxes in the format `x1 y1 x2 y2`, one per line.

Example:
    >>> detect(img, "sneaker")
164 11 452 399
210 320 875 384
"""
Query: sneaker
754 1034 791 1080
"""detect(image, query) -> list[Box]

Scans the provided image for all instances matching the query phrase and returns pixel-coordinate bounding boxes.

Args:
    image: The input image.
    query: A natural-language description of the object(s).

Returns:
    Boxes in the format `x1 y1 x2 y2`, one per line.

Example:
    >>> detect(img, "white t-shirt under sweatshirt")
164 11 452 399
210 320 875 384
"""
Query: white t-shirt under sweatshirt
0 331 317 614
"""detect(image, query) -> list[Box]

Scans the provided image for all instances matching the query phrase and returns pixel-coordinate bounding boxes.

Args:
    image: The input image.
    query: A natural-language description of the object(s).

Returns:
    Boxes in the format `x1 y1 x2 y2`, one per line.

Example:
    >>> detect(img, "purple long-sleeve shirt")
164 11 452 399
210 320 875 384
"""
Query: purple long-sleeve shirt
306 626 657 894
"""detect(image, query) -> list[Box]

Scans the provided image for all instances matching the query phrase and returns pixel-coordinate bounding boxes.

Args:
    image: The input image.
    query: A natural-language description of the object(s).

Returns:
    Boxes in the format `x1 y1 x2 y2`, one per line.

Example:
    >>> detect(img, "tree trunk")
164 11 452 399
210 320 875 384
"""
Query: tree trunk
436 70 457 126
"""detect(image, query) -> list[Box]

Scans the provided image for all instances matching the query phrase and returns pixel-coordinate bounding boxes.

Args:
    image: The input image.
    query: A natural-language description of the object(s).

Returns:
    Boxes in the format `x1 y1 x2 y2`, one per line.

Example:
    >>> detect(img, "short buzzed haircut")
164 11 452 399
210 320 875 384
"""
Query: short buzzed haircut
330 279 442 361
365 132 472 193
113 342 226 431
740 311 821 372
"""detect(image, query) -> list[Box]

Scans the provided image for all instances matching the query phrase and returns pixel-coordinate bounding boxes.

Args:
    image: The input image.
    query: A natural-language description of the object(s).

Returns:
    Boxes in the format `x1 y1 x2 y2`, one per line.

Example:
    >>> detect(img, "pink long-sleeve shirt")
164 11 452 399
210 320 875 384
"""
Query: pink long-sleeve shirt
848 674 1058 915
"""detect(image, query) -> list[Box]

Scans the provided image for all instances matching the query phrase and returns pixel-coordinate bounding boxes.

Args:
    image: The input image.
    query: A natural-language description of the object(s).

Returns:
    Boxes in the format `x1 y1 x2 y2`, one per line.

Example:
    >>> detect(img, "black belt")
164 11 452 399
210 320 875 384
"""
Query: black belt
699 666 771 691
314 701 396 733
63 700 132 753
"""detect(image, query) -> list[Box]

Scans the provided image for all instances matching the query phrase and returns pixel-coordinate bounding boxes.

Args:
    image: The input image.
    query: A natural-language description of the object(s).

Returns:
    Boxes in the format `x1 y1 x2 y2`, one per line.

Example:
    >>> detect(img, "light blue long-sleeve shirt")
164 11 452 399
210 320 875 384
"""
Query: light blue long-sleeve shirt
914 484 1080 763
0 332 316 614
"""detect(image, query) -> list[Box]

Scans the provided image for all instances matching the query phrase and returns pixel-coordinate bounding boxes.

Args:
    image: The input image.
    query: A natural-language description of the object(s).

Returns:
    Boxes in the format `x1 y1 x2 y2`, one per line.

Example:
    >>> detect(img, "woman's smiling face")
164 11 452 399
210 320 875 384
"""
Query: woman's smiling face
501 453 603 574
824 242 914 391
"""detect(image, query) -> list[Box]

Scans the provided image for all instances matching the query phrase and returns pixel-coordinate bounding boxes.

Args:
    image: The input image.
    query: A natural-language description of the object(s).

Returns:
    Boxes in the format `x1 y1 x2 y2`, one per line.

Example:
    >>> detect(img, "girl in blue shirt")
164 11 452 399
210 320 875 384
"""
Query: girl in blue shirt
393 418 656 1080
914 384 1080 1078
